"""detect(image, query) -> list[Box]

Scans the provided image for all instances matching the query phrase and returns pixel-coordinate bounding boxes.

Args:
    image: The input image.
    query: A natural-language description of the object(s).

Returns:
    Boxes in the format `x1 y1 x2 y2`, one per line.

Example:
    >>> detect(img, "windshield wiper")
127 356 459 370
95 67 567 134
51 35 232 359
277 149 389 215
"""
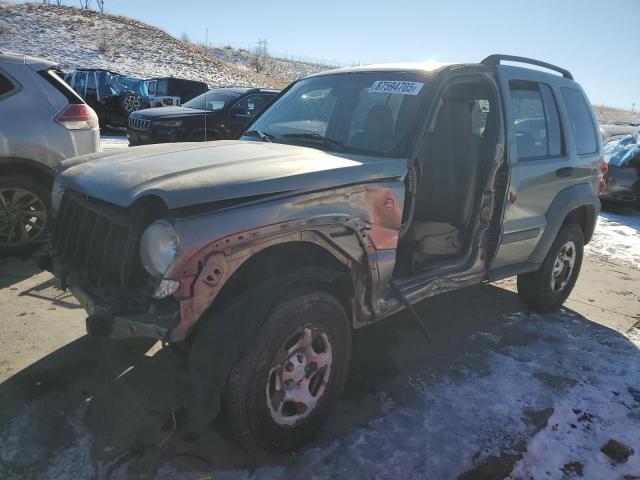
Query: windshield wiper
282 132 344 150
244 129 274 143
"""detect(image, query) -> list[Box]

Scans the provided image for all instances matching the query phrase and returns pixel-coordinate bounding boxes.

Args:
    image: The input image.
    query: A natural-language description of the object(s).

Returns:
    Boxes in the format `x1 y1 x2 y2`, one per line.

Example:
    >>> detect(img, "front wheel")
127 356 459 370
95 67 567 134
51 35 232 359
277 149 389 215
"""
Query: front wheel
517 223 584 311
222 287 351 450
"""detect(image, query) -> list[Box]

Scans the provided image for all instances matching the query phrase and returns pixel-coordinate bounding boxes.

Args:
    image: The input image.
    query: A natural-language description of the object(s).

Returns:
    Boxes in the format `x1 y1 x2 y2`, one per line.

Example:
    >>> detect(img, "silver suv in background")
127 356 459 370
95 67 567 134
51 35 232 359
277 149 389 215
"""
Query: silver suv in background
0 51 99 255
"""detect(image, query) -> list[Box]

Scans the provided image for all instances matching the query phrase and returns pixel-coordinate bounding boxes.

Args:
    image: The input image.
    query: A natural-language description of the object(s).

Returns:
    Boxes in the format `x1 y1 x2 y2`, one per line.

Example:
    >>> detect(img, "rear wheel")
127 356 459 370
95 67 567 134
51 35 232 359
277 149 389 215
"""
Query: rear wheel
0 174 51 256
517 223 584 311
221 287 351 450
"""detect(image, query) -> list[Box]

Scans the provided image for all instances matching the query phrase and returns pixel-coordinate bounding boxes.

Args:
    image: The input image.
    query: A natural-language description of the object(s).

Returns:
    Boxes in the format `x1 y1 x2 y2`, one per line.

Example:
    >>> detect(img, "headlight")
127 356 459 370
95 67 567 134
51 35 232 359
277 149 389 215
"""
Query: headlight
140 220 180 277
51 179 66 212
153 120 183 128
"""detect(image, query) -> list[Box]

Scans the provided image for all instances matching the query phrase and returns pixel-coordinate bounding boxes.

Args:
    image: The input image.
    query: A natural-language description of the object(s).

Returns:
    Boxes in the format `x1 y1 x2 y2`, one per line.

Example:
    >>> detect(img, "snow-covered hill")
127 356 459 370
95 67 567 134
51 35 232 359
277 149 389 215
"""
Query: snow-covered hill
0 2 288 88
208 46 335 82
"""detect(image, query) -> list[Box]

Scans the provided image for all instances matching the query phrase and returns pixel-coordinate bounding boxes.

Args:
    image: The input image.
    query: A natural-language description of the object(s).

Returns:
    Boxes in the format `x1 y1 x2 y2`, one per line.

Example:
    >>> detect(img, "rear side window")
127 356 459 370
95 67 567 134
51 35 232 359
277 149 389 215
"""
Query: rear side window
509 80 564 159
0 71 15 97
38 69 84 104
561 87 597 155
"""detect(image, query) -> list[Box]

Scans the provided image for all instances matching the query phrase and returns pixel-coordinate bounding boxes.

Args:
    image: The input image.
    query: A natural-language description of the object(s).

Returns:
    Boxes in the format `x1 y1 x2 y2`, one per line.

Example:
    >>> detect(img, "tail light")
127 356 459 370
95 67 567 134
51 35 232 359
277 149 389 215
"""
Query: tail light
55 104 99 130
598 162 608 195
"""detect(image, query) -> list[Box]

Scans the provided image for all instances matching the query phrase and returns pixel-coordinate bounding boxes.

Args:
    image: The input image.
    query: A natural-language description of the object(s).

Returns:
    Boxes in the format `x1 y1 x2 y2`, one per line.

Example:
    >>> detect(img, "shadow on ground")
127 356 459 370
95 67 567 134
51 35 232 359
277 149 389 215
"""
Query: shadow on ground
0 254 43 290
1 284 639 479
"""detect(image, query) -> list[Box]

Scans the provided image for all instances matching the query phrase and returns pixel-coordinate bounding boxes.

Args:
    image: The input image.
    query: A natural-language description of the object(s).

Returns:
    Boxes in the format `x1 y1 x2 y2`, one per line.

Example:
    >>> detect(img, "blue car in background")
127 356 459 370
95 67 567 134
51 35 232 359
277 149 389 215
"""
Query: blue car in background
601 133 640 206
64 69 150 128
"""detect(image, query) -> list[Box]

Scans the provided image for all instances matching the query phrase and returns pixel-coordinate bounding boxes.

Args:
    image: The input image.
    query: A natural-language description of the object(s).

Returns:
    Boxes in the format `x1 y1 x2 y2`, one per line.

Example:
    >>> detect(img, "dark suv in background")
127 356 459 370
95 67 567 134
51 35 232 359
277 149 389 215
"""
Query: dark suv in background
127 87 279 145
145 77 208 108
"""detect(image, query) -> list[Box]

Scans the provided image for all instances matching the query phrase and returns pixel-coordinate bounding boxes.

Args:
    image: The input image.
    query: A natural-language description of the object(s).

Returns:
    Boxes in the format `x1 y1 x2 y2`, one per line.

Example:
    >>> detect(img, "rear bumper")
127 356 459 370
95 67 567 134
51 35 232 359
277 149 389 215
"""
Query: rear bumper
601 167 639 203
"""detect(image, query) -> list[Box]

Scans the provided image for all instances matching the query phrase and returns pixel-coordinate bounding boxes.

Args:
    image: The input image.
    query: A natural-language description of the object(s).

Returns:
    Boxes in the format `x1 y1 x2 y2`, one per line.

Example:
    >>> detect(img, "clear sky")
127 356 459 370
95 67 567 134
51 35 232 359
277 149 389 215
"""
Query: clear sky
8 0 640 109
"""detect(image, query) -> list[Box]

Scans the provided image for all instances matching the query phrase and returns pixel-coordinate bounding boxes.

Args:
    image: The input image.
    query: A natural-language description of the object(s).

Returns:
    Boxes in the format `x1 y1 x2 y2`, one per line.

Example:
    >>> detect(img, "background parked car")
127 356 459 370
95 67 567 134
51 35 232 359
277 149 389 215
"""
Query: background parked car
600 121 640 142
0 51 99 255
145 76 208 107
64 68 149 128
601 133 640 206
127 87 279 145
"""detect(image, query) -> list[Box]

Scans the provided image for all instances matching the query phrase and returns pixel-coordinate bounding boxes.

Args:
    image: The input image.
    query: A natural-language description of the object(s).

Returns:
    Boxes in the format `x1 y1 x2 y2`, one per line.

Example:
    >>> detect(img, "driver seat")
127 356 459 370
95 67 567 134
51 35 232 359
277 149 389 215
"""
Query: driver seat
349 105 396 153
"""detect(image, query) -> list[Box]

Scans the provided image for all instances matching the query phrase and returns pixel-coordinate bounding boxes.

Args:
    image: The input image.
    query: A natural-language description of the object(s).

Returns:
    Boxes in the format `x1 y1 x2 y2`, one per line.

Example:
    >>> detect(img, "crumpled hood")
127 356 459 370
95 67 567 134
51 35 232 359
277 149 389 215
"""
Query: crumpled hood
57 141 406 209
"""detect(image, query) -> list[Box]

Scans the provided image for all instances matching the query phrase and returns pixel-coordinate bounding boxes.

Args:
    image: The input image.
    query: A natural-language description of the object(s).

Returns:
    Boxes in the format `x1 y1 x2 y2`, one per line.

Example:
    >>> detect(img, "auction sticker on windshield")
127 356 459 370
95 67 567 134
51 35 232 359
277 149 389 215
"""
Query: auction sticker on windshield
369 81 424 95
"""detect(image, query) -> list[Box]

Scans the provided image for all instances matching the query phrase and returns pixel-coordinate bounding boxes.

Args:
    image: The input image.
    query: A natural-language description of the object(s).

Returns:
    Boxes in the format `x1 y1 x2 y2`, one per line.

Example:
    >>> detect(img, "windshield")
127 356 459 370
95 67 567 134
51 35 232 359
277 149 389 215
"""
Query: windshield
184 90 243 111
241 72 430 157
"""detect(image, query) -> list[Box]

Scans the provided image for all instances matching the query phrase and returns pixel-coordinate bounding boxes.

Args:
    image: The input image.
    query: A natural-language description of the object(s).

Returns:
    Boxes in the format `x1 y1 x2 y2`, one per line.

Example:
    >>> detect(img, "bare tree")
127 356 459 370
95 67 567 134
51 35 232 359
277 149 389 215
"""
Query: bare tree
95 0 104 12
251 38 269 73
180 31 190 43
78 0 91 9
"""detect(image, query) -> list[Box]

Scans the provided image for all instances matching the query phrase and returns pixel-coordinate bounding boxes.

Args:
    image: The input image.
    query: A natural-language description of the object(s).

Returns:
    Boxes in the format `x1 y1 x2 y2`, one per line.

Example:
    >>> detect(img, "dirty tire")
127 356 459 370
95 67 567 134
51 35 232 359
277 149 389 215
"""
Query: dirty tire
0 174 51 256
517 223 584 311
221 286 351 451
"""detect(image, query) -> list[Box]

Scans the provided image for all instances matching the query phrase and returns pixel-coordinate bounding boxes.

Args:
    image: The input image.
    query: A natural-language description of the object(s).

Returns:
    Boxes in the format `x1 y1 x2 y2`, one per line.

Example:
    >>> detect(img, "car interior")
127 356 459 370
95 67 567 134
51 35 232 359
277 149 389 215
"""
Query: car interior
396 78 499 275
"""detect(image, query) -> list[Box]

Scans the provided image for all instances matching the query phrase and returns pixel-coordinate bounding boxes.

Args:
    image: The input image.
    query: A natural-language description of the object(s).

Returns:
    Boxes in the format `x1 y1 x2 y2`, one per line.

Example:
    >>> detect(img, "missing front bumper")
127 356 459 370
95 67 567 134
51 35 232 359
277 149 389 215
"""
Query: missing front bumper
72 284 178 340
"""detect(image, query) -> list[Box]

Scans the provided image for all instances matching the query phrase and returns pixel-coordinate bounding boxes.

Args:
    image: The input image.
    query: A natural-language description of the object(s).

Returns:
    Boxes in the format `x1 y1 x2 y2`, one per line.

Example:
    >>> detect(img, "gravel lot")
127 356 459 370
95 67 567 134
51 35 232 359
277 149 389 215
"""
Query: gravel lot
0 135 638 479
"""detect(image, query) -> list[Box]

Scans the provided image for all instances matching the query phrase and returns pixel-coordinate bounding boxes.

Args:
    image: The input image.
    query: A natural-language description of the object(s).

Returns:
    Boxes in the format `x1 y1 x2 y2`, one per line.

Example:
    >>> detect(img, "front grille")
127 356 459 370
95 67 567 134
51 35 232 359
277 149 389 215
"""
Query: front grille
52 191 151 312
128 115 151 131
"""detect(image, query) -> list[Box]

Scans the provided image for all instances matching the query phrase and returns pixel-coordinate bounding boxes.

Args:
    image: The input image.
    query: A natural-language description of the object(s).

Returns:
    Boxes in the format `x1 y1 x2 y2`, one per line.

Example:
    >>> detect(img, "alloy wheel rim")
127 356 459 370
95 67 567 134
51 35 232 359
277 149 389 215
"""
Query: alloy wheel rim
124 95 141 113
550 240 576 293
0 187 47 247
266 325 333 427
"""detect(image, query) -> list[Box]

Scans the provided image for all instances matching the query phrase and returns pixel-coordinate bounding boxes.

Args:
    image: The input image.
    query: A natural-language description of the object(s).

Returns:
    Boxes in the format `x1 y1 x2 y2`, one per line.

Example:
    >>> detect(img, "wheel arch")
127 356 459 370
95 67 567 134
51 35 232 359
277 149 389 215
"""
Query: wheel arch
0 157 56 189
171 229 368 343
529 183 599 264
211 240 355 319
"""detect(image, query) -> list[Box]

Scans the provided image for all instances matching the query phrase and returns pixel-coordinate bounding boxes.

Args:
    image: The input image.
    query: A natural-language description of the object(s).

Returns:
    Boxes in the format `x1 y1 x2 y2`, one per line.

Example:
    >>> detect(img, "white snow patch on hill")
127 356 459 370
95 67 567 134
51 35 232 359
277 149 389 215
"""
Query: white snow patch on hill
208 46 335 82
0 2 283 88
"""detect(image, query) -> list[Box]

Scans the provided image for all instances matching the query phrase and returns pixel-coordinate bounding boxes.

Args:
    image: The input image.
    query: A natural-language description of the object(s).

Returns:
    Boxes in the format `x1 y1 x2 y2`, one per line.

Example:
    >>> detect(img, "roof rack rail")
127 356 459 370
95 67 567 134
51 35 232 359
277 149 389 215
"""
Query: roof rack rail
481 54 573 80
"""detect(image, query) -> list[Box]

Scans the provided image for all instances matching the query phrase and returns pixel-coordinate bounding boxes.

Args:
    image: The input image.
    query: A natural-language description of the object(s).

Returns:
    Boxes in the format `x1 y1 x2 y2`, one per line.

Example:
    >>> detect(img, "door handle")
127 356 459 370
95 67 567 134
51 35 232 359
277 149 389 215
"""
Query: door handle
556 167 574 177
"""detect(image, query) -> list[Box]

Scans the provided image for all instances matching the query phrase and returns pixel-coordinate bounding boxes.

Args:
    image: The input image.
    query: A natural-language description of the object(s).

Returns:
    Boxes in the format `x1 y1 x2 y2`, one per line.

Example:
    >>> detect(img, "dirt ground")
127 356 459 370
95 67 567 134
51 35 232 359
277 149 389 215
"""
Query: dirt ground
0 207 639 479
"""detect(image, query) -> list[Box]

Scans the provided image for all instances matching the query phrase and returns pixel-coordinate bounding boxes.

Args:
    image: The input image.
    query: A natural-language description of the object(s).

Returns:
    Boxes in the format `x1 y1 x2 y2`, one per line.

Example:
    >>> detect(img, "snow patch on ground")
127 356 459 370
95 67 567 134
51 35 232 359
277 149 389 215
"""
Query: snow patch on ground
131 311 639 479
100 132 128 150
586 210 640 270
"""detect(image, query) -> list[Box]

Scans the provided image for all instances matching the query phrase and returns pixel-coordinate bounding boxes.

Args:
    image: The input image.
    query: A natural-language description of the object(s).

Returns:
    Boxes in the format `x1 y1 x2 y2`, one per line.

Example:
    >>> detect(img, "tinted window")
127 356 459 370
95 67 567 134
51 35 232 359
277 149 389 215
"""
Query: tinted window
72 72 87 96
539 84 563 156
0 72 14 96
147 80 157 96
232 94 271 117
183 89 242 111
561 87 597 155
157 79 169 96
86 71 97 97
509 80 564 159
